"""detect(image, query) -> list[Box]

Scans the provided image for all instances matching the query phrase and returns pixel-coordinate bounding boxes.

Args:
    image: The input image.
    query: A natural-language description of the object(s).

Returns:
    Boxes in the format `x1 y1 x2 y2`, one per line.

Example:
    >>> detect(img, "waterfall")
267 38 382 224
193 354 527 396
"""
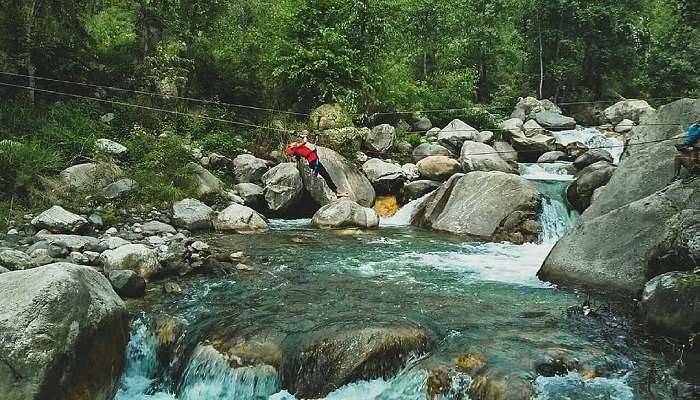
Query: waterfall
381 191 434 227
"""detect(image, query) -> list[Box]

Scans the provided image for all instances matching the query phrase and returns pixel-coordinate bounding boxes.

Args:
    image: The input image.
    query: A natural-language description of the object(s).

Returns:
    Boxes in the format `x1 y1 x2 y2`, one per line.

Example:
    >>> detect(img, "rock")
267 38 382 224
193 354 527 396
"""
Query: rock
603 99 655 124
298 147 375 207
101 244 160 280
163 281 182 294
401 163 420 181
60 162 122 191
566 161 617 212
459 141 518 174
397 119 411 132
493 141 519 169
438 119 479 151
355 151 368 163
261 162 304 213
31 205 87 233
615 118 635 134
537 151 568 163
412 143 452 163
189 163 225 197
455 353 487 375
512 96 562 119
401 180 441 202
364 124 396 153
99 236 130 250
0 263 128 400
572 149 614 170
311 199 380 229
362 158 406 194
534 111 576 130
67 251 89 265
511 133 556 162
285 325 431 398
35 234 100 252
89 213 103 226
0 266 8 274
105 227 118 235
396 141 413 154
0 249 36 271
412 172 542 243
103 178 138 200
309 103 351 130
425 127 440 140
522 119 546 137
108 270 146 298
214 203 269 233
413 117 432 132
469 369 535 400
416 156 461 181
233 182 265 208
233 154 268 184
499 118 524 140
95 138 127 155
172 198 214 230
640 271 700 337
539 180 700 297
142 220 177 235
478 130 495 144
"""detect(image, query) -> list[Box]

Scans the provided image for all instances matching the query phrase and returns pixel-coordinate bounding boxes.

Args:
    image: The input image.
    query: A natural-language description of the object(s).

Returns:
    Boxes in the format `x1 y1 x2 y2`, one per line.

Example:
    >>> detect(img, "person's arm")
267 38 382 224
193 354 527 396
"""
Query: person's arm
284 144 297 157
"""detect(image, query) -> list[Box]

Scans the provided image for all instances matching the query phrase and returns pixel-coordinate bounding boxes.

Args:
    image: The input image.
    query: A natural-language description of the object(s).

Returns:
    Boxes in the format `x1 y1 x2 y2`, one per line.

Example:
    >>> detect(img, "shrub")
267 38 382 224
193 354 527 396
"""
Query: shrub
0 140 62 200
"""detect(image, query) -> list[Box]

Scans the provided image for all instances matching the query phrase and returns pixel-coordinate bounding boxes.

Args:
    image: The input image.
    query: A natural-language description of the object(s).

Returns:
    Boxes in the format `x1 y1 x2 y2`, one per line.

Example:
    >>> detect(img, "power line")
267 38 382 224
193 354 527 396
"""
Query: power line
0 81 293 133
0 71 311 117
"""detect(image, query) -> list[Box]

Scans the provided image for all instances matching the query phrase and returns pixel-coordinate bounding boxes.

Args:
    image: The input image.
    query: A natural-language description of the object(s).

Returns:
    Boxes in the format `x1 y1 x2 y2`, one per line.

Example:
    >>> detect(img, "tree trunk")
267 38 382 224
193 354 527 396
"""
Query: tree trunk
25 0 38 105
538 15 544 99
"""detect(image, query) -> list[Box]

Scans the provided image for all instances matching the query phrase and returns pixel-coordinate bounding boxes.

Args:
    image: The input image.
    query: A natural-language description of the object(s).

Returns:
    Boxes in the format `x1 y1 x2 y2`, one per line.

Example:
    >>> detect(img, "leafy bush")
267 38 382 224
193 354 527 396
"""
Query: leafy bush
0 140 62 200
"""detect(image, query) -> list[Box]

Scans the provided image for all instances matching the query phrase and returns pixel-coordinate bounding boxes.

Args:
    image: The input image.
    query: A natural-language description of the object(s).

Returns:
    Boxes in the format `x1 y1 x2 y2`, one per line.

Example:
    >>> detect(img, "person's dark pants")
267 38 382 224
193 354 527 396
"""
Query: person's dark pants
309 159 337 192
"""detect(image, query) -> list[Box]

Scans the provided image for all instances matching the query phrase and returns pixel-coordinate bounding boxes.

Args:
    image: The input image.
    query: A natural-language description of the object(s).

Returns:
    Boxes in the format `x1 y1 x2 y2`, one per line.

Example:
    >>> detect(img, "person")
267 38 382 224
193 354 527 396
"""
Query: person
672 119 700 181
285 131 347 196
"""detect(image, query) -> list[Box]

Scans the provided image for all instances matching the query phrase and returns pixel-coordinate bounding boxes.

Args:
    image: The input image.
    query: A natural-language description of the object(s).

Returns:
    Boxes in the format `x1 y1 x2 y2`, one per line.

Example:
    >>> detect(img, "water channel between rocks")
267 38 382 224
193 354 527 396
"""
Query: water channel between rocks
115 141 687 400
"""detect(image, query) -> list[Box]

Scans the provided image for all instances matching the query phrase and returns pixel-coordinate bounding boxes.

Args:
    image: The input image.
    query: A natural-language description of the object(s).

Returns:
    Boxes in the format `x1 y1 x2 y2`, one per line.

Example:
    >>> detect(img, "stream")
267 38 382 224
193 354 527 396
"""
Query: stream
113 132 690 400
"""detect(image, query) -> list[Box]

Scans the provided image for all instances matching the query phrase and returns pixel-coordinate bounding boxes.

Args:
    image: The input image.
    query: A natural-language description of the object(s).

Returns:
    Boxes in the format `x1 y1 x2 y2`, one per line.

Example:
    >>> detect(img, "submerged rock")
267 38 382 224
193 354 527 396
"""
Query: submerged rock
284 325 431 398
0 263 128 400
640 271 700 338
31 205 87 233
412 172 541 243
311 199 379 229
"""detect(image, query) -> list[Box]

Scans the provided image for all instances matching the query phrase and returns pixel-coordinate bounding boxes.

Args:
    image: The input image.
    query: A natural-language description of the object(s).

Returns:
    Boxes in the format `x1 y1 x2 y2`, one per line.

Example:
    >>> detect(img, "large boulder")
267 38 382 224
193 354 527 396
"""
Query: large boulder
566 161 617 212
103 178 138 199
0 263 128 400
172 198 214 230
493 141 519 169
311 199 379 229
412 172 542 243
511 97 562 120
416 156 461 181
361 158 406 194
412 143 452 162
572 149 614 170
233 182 265 208
233 154 268 184
364 124 396 153
101 244 160 280
34 233 100 252
640 271 700 338
284 325 431 398
31 205 88 233
319 127 369 149
298 147 375 207
499 118 524 140
189 163 224 197
0 249 36 271
261 162 304 213
413 116 432 132
60 162 122 191
214 203 269 233
459 141 518 174
522 119 546 137
142 220 177 235
534 111 576 130
108 269 146 298
401 180 441 202
603 99 655 124
438 119 479 151
309 103 352 130
511 133 555 162
539 180 700 297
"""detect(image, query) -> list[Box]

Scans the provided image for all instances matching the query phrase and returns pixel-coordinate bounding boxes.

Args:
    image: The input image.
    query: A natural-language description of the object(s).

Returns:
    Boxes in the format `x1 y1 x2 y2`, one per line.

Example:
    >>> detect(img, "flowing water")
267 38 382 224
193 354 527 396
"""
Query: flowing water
552 127 624 164
114 163 689 400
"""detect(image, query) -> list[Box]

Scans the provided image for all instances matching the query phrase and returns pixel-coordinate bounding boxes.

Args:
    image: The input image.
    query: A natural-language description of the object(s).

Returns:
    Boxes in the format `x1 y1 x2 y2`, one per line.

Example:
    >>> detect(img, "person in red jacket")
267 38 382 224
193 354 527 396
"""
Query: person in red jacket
285 131 347 196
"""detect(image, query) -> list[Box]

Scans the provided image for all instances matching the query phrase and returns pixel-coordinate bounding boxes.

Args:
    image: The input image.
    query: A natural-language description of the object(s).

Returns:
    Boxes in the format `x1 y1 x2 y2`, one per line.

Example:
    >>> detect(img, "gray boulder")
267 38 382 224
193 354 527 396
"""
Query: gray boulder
493 141 519 169
572 149 614 170
311 199 379 229
401 180 441 202
499 118 524 140
537 151 568 163
172 198 214 230
0 266 8 274
31 206 87 233
413 117 432 132
234 182 265 208
478 130 495 144
522 119 546 137
60 162 122 191
0 263 128 400
233 154 268 184
34 233 100 252
0 249 36 271
511 133 555 162
298 147 375 208
95 138 127 156
438 119 479 151
412 143 451 163
412 172 541 243
103 178 138 200
416 156 461 181
603 99 655 124
534 111 576 130
319 127 369 149
640 271 700 337
401 163 420 181
261 162 304 213
214 203 269 233
361 158 405 194
108 269 146 298
511 97 562 120
459 141 518 174
142 220 177 235
189 163 225 197
101 244 160 280
364 124 396 153
615 118 635 134
566 161 617 212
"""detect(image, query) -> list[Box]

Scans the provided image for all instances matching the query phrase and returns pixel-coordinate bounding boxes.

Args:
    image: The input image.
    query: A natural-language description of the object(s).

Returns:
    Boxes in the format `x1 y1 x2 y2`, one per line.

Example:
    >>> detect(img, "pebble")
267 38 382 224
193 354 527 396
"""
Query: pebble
191 241 209 251
163 282 183 294
229 251 244 260
235 263 254 271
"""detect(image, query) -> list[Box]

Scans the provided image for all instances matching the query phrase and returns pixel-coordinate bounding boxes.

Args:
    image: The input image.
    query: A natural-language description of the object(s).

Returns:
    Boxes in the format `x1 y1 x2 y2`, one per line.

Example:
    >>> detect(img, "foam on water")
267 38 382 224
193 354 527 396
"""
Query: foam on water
553 127 624 164
534 372 635 400
381 192 434 227
519 162 574 181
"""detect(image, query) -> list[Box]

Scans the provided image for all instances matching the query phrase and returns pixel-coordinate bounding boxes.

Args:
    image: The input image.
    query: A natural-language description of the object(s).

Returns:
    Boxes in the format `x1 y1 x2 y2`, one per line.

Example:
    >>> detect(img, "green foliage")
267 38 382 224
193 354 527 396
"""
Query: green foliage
0 139 62 199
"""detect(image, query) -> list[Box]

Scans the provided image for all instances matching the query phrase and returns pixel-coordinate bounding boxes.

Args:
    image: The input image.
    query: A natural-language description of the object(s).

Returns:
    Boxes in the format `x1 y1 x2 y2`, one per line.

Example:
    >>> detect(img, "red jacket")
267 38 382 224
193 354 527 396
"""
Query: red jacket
285 143 318 163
